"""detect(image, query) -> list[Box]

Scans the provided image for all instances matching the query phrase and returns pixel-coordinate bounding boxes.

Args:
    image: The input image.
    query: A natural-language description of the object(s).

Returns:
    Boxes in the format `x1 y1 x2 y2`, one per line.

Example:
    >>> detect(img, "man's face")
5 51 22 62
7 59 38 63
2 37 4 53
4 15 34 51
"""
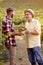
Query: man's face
25 12 32 21
10 11 15 18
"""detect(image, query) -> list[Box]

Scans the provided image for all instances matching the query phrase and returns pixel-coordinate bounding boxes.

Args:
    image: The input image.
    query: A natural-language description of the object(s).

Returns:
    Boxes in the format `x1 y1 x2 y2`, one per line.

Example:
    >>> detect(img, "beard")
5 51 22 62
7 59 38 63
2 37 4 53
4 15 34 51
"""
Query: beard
11 14 13 18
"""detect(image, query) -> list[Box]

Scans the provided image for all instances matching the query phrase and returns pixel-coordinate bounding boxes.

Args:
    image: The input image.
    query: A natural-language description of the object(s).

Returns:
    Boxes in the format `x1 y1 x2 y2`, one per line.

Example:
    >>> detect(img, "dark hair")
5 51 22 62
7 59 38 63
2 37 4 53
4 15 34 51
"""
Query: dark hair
6 7 13 15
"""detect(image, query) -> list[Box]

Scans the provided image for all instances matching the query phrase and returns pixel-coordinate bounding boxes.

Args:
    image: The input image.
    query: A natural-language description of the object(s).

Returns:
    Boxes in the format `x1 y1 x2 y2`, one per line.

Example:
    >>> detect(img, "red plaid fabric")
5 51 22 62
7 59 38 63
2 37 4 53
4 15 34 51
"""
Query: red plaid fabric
2 16 16 47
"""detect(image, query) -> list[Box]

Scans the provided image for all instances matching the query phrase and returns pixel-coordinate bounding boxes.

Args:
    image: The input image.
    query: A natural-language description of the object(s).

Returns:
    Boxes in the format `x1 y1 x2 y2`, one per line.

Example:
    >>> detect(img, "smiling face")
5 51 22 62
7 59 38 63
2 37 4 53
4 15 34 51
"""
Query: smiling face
25 11 33 22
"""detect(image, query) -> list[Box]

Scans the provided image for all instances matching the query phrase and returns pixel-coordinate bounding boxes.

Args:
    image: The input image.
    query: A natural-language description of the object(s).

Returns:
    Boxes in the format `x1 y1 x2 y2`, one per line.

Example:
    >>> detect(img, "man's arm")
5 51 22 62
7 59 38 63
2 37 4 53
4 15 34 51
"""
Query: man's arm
29 29 39 35
13 32 22 36
25 29 40 35
25 21 41 35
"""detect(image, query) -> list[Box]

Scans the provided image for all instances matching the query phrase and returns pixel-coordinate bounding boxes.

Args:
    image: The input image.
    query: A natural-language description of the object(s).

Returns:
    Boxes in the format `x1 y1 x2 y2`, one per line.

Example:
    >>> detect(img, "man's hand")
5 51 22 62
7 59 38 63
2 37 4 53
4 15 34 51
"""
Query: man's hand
12 32 23 36
25 30 30 34
29 29 39 35
25 29 39 35
19 32 24 36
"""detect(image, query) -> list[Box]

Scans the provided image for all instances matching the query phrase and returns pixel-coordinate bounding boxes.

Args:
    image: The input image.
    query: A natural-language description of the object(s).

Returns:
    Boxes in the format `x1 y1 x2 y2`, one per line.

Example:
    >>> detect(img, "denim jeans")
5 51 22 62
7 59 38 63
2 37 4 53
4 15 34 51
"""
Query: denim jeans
27 46 43 65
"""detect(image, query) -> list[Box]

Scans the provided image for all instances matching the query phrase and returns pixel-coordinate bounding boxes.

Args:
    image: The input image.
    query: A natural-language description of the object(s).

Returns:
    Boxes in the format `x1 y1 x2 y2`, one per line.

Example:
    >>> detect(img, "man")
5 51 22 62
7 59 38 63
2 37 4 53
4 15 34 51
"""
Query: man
23 9 43 65
2 7 21 65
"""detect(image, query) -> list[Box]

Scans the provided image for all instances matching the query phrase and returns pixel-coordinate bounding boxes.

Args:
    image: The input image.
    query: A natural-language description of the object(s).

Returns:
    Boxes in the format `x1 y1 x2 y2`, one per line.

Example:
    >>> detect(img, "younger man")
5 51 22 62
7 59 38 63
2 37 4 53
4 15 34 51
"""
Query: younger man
2 7 21 65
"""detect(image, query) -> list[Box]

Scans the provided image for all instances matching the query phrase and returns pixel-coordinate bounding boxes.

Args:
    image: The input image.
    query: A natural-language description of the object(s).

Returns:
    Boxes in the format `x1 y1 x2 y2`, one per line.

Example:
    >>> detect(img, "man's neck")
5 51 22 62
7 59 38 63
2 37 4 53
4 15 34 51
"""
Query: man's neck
6 15 11 20
27 19 32 23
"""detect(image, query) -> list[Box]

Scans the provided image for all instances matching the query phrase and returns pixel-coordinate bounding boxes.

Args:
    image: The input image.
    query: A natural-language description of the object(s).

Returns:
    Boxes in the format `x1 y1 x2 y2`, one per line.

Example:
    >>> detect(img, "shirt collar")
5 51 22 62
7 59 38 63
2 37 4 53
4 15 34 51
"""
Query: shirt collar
32 18 35 21
6 16 11 20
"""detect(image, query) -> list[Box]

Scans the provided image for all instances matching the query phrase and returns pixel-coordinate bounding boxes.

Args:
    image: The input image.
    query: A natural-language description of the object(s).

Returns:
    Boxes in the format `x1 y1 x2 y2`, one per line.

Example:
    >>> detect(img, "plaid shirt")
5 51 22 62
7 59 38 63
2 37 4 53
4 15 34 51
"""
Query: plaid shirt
2 16 16 47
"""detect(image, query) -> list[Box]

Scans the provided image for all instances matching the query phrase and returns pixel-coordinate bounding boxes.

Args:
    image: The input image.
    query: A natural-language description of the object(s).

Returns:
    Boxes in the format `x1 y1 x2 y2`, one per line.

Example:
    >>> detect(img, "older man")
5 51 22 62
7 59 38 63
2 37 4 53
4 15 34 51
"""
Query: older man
23 9 43 65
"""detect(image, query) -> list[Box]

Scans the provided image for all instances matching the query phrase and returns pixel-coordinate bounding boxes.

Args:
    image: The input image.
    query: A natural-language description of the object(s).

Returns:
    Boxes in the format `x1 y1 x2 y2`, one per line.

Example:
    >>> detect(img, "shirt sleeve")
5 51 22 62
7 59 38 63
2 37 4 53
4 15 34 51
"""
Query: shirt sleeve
2 21 9 34
34 20 41 34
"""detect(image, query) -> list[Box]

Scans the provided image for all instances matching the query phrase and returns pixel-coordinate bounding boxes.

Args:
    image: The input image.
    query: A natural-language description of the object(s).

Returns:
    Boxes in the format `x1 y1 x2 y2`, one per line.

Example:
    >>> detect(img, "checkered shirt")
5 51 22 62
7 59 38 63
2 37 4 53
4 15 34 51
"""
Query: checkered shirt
2 16 16 46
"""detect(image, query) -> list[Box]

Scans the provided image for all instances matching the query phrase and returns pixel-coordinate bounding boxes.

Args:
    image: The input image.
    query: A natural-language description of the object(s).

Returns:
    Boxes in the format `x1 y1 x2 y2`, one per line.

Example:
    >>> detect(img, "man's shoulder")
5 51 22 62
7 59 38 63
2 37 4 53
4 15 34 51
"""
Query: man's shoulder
32 18 38 22
32 18 40 24
2 17 11 23
3 17 6 21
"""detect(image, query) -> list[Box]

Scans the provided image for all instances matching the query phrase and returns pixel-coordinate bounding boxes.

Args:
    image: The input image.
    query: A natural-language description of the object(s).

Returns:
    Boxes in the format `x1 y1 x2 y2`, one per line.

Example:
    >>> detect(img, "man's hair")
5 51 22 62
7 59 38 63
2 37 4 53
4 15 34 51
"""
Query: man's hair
6 7 13 15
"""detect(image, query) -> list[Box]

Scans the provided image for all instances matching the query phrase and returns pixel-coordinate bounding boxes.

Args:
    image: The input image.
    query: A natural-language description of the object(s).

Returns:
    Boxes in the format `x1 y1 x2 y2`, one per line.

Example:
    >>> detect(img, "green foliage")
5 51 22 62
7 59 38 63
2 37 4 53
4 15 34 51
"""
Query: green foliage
2 48 10 62
0 47 10 62
0 62 4 65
